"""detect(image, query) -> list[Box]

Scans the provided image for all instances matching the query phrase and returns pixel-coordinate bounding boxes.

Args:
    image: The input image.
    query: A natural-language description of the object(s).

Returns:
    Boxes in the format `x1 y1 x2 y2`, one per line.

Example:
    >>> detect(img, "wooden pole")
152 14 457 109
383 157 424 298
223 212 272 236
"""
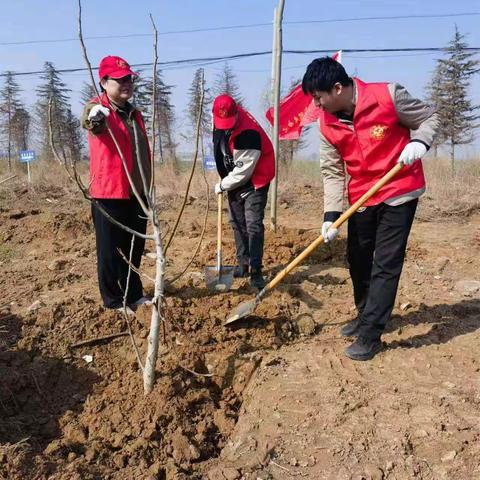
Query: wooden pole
269 0 285 232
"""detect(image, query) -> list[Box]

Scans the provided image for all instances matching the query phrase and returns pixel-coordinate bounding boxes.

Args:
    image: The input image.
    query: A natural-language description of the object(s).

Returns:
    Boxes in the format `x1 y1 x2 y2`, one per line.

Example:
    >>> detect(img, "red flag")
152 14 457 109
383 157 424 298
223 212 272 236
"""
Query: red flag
331 49 342 63
266 50 342 140
265 85 319 140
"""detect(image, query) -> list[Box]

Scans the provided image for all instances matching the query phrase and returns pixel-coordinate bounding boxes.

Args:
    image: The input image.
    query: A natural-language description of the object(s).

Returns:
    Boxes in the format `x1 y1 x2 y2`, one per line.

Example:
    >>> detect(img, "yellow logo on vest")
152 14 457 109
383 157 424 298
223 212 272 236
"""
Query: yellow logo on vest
370 125 388 140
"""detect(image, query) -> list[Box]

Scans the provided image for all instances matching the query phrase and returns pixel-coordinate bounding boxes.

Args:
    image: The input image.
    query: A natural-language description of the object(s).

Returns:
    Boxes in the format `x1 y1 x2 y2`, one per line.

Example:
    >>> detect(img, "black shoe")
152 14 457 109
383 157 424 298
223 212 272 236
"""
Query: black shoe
341 317 362 337
250 268 266 290
233 264 250 278
344 336 383 361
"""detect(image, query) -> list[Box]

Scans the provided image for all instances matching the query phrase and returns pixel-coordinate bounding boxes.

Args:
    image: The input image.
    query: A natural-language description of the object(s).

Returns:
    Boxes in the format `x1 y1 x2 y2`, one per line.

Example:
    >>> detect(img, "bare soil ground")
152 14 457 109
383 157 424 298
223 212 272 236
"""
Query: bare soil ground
0 179 479 480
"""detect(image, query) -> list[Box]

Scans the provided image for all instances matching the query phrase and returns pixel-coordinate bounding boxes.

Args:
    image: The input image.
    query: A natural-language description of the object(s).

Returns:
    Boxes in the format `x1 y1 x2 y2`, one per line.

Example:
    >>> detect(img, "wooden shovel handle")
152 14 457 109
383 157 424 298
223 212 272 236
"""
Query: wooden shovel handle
263 163 404 292
217 192 223 271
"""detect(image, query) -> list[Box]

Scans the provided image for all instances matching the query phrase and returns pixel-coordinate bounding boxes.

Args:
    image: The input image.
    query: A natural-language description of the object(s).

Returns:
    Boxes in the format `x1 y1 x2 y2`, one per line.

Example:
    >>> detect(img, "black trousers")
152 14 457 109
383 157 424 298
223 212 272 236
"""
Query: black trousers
91 197 147 308
227 185 269 270
347 199 418 340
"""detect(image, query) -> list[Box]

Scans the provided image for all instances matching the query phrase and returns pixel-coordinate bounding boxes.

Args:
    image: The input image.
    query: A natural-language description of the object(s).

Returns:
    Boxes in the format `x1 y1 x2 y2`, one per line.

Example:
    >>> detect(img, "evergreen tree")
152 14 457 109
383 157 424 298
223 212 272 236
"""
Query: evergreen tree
131 70 152 115
0 72 22 169
63 108 83 163
436 27 479 169
425 62 447 157
186 68 212 144
35 61 72 161
10 107 30 153
144 71 176 165
80 81 97 104
213 63 244 106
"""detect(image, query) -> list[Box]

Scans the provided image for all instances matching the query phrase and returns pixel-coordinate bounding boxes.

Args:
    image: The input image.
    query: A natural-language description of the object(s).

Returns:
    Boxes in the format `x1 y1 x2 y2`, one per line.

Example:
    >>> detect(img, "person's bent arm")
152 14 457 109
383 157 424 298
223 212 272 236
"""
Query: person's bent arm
218 130 261 192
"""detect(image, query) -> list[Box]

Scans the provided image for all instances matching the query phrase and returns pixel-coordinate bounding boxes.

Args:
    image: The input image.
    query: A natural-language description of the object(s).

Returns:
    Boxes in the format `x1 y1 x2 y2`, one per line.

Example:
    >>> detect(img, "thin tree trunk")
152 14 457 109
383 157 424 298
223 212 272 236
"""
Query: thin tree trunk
143 216 164 394
450 143 455 175
269 0 285 232
7 108 12 171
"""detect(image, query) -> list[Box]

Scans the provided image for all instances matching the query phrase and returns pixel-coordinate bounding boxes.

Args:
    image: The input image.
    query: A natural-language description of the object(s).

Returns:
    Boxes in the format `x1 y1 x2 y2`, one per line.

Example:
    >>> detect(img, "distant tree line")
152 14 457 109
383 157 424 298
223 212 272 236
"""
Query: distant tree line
0 60 256 171
5 34 476 176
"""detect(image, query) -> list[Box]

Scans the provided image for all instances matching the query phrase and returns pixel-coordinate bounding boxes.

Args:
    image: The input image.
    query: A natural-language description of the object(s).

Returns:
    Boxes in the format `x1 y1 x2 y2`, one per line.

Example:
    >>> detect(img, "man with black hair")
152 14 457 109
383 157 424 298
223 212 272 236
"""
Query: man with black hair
212 94 275 290
302 57 439 360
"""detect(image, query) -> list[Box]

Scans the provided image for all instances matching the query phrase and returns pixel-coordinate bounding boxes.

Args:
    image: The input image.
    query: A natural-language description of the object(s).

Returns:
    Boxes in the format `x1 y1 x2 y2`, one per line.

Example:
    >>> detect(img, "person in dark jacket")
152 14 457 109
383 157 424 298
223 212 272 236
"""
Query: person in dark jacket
212 94 275 289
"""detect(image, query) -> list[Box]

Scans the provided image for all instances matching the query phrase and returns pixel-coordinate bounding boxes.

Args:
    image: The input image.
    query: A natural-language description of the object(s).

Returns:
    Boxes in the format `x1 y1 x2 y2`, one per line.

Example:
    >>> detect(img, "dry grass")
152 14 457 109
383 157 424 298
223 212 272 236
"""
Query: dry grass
1 155 479 220
420 156 480 220
155 160 212 201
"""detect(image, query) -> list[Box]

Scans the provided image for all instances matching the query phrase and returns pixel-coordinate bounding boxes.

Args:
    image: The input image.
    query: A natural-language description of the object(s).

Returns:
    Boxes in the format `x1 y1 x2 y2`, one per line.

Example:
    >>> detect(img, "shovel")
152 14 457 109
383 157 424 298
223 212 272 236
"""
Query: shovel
225 163 404 325
205 192 234 292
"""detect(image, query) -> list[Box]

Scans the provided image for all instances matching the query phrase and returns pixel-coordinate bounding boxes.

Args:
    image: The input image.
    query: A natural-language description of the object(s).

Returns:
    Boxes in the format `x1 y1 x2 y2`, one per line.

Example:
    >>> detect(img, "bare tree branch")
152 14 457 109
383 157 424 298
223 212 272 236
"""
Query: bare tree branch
0 175 16 185
170 139 210 283
122 235 145 371
118 247 156 284
48 96 153 240
164 71 205 254
70 332 129 349
143 13 166 395
149 13 158 197
77 0 150 217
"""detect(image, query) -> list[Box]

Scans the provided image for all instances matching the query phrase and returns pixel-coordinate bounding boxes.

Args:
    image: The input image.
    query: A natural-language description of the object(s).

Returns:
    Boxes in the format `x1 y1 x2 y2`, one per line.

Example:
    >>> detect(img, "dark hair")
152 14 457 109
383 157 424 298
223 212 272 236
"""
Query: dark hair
302 57 352 94
99 80 106 93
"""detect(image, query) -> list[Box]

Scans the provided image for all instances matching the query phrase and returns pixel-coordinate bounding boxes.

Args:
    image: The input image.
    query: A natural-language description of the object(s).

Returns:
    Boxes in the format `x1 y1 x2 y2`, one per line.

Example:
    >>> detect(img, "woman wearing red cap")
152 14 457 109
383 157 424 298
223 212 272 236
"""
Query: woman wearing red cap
212 94 275 289
81 55 151 312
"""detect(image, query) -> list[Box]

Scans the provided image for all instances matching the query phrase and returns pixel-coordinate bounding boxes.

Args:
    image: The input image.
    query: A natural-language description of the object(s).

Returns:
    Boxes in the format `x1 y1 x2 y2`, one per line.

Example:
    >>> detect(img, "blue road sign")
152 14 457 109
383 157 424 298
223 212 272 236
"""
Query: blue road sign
203 154 216 171
19 150 36 163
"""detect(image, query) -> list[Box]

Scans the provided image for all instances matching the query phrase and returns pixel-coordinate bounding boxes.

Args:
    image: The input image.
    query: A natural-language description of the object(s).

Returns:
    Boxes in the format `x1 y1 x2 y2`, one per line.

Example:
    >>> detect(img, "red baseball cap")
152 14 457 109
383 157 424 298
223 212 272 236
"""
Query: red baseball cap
98 55 137 80
213 94 238 129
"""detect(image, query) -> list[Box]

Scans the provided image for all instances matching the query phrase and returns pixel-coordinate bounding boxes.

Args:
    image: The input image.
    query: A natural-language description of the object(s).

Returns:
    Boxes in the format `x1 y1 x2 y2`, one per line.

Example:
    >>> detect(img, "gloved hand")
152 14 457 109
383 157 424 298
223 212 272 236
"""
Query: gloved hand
322 221 339 243
398 141 427 166
214 183 223 195
88 104 110 122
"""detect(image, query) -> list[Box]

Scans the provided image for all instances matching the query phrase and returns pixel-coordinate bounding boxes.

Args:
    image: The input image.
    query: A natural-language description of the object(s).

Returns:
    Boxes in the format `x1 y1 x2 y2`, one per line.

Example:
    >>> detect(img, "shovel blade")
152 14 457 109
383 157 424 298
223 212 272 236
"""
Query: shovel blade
204 266 234 292
224 298 258 325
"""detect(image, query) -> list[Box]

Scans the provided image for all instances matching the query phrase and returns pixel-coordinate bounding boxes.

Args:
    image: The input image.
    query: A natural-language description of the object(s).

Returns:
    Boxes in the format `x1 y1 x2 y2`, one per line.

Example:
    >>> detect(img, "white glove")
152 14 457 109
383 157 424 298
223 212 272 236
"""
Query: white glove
214 183 223 195
398 142 427 166
322 221 339 243
88 104 110 122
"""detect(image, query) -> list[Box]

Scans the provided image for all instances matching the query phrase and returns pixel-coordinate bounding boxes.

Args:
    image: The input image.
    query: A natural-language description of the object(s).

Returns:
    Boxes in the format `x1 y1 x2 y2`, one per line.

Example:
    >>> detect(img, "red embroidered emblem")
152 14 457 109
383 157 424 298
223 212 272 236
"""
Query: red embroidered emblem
370 124 388 140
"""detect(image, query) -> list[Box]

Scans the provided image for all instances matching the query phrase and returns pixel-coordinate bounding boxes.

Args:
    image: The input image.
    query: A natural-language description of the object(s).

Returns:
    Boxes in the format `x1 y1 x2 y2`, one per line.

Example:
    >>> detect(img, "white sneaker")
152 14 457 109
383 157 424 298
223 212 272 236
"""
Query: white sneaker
131 296 153 307
115 306 135 316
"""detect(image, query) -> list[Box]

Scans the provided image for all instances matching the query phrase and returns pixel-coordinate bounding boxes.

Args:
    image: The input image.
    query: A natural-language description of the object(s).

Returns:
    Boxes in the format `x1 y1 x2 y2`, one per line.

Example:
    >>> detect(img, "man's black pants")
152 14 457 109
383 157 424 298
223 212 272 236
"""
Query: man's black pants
91 197 147 308
227 185 269 270
347 199 418 340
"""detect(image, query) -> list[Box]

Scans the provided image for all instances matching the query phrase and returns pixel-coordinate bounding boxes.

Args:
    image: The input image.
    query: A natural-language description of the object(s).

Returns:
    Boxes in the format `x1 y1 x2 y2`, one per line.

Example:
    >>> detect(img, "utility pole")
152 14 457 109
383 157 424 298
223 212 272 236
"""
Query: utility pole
269 0 285 232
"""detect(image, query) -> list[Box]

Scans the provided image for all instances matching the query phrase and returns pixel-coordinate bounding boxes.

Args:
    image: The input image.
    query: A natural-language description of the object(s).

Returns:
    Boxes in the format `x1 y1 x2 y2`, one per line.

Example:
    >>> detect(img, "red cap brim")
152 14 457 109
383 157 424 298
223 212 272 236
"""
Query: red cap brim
213 115 236 130
108 69 138 79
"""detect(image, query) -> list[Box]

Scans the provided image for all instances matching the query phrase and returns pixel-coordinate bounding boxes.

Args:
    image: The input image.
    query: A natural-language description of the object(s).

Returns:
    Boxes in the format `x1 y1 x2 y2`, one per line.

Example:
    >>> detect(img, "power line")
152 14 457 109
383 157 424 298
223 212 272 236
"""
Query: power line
0 12 478 46
1 47 479 78
286 12 480 25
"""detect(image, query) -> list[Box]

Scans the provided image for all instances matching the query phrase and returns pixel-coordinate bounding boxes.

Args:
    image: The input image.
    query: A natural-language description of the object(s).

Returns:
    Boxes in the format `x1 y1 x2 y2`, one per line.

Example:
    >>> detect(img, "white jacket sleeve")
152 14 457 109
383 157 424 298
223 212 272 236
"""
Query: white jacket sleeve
220 149 261 191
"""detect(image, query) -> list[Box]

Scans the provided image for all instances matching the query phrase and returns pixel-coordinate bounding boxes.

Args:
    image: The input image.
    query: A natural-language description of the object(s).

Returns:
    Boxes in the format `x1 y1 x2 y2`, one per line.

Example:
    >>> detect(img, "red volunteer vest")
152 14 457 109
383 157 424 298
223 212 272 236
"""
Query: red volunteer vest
229 107 275 189
88 94 151 199
319 78 425 206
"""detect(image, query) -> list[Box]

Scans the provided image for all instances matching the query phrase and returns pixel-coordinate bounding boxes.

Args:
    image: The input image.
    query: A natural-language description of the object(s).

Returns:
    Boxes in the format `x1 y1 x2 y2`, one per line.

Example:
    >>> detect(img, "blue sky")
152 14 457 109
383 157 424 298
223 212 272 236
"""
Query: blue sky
1 0 479 156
